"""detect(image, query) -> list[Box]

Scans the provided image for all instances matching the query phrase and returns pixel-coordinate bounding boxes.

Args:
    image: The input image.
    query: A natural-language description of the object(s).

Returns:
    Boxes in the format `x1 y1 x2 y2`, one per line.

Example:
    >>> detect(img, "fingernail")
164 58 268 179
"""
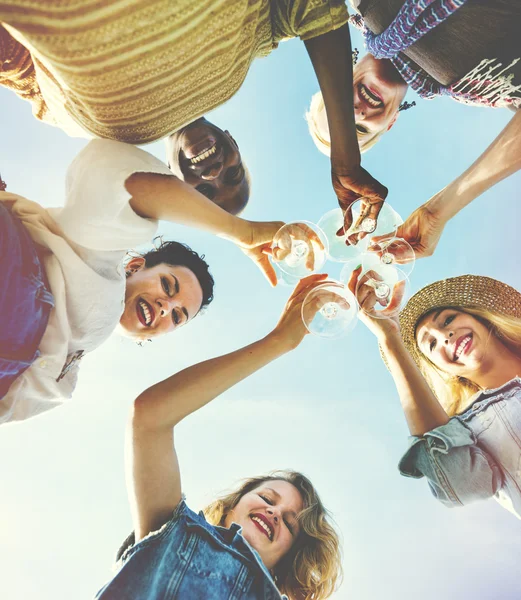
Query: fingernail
355 264 362 270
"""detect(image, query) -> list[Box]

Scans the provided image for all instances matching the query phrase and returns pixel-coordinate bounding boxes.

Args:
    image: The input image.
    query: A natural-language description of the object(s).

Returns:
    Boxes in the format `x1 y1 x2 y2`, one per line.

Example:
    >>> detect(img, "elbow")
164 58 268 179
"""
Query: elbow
130 390 181 433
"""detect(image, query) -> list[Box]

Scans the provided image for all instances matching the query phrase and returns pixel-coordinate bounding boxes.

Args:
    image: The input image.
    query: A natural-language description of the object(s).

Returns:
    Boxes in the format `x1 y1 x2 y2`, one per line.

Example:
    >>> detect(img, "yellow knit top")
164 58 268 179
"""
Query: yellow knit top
0 0 348 143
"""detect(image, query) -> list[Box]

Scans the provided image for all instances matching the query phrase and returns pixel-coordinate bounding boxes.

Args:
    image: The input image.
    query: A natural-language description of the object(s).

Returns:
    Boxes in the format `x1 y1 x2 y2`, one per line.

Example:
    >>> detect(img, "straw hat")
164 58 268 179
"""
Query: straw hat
398 274 521 366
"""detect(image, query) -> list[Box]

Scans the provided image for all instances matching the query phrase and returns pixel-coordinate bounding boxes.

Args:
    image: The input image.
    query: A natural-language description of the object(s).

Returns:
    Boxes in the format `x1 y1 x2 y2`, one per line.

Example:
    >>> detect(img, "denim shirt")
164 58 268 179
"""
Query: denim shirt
95 500 287 600
399 377 521 518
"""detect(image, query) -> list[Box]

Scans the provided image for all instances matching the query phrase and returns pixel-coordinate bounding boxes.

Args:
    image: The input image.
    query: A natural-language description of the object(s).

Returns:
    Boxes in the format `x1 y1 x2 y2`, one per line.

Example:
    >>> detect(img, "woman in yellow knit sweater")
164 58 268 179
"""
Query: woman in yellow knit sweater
0 0 386 218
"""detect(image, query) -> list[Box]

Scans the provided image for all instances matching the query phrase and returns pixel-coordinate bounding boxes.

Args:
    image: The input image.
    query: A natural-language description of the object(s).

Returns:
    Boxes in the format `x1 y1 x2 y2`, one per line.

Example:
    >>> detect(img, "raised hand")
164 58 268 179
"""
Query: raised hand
346 266 403 340
332 164 388 244
371 202 446 261
269 222 325 272
273 273 328 350
235 220 285 287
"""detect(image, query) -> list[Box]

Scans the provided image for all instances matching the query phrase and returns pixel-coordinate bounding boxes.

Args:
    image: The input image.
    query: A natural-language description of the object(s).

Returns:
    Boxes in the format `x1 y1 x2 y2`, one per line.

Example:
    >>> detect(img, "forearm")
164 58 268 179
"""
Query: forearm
126 171 248 244
304 24 360 170
429 110 521 222
133 332 291 431
380 333 449 436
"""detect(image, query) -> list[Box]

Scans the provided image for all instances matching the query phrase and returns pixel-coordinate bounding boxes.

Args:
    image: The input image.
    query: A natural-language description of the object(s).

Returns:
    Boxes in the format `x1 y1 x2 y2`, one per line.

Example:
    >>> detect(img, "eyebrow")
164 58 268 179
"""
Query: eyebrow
265 487 299 521
171 273 189 320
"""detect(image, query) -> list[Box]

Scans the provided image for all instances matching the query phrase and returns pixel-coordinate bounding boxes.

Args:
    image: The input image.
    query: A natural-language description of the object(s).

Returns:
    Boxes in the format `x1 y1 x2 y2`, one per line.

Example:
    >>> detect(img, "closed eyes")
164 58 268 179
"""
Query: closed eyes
258 493 295 535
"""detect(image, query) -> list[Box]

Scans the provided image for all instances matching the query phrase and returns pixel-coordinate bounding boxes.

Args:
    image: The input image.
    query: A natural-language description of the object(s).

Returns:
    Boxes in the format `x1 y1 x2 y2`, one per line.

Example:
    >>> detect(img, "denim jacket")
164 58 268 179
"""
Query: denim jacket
95 500 287 600
399 377 521 518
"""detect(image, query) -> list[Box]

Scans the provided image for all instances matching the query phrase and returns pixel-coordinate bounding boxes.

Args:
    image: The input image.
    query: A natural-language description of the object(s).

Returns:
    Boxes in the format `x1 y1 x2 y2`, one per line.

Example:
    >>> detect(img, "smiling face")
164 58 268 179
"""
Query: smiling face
119 257 204 340
415 308 500 381
224 480 304 571
167 117 249 215
352 54 408 142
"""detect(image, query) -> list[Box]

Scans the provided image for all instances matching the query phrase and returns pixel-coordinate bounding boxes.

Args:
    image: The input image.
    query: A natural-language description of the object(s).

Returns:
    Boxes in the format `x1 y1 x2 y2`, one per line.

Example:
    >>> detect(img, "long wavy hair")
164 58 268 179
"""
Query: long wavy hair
415 306 521 415
203 470 342 600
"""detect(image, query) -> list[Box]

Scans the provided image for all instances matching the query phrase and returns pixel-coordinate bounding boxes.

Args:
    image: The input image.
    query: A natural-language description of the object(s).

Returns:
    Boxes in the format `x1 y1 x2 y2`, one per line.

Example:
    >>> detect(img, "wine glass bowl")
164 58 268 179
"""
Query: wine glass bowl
302 281 358 339
343 199 403 243
355 266 409 319
363 236 415 277
317 208 365 263
271 221 329 278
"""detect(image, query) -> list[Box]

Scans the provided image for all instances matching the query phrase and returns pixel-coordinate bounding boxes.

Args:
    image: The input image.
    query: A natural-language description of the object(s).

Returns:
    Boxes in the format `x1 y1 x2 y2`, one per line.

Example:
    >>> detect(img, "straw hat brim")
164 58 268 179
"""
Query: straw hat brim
397 275 521 367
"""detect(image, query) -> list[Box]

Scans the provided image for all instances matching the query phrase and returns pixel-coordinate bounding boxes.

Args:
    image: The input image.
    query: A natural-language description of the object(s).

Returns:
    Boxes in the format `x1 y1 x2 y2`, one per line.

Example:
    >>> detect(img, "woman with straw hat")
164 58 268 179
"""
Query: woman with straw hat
349 269 521 518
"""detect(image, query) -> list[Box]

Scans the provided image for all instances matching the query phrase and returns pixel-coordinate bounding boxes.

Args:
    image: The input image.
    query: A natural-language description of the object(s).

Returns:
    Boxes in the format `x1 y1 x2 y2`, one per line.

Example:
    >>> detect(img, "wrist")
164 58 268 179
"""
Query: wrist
222 215 250 245
378 329 404 352
428 175 477 223
266 328 302 355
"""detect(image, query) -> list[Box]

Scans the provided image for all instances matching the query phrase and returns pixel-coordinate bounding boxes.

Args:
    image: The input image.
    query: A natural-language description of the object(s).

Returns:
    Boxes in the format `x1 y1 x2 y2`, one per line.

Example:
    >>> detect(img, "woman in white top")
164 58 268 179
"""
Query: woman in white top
0 139 282 424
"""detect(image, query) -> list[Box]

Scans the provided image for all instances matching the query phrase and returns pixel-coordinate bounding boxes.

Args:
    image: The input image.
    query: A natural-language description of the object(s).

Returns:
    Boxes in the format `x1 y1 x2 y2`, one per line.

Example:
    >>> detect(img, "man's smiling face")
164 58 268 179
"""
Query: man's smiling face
119 257 203 340
167 117 250 215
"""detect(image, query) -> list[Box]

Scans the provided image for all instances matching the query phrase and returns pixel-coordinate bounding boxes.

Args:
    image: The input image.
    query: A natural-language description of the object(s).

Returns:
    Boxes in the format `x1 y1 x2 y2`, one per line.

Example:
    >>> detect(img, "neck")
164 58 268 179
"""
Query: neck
472 341 521 391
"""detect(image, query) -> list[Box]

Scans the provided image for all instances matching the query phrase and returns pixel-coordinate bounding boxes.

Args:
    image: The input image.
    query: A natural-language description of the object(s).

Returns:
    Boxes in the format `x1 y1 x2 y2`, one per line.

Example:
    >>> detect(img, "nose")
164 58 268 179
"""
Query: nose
200 162 223 180
354 104 366 119
157 296 176 317
266 507 279 523
444 331 454 344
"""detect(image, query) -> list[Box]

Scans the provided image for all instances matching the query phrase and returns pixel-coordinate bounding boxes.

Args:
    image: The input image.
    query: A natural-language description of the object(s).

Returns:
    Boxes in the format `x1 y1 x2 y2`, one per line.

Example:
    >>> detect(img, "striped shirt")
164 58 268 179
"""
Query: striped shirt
0 0 349 143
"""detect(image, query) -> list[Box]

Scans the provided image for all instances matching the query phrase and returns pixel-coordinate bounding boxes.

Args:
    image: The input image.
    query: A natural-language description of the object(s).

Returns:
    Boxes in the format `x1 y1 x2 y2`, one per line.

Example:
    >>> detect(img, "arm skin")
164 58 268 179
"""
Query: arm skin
376 110 521 260
128 333 291 542
126 172 249 245
126 274 325 542
347 268 449 436
126 172 282 285
379 331 450 437
304 24 360 171
304 25 388 216
429 110 521 222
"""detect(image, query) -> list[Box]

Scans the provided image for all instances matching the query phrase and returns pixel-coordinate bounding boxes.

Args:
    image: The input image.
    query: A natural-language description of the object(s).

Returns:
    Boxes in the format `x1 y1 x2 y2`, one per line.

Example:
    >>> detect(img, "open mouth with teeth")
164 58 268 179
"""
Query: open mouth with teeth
251 514 274 541
136 298 154 327
453 333 473 361
359 83 384 108
189 143 218 165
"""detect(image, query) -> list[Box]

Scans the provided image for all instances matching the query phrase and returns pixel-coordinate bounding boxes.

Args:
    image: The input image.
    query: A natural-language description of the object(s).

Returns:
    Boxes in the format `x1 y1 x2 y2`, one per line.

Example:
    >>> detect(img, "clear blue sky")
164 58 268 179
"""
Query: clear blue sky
1 27 520 600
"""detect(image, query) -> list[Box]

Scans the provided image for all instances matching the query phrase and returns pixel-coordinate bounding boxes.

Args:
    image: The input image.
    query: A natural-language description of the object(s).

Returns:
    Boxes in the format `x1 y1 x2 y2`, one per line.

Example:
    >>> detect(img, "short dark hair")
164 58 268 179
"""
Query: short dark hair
141 239 214 309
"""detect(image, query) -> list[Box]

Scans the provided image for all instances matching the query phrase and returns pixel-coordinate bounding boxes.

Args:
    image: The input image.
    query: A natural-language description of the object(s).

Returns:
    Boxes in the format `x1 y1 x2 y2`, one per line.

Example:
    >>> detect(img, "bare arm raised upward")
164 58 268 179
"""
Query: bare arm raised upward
127 274 327 542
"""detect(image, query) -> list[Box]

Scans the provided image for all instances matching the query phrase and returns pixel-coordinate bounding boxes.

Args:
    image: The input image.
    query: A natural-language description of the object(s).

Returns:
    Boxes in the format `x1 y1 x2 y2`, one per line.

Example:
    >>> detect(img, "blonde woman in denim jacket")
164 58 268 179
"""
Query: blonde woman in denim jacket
349 271 521 519
95 275 342 600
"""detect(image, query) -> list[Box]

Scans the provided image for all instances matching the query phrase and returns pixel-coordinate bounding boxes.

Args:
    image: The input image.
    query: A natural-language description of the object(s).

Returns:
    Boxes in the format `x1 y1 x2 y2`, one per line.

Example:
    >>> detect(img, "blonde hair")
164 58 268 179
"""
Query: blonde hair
305 91 385 156
203 470 342 600
416 306 521 415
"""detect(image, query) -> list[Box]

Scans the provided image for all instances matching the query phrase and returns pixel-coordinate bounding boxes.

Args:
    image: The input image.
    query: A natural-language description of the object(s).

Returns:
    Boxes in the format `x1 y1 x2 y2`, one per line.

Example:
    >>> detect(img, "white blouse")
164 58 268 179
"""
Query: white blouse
0 140 172 423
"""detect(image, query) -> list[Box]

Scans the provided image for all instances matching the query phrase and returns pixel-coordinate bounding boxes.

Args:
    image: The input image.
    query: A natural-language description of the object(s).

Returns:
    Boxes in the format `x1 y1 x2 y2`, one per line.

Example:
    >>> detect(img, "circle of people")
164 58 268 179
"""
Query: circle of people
1 1 520 599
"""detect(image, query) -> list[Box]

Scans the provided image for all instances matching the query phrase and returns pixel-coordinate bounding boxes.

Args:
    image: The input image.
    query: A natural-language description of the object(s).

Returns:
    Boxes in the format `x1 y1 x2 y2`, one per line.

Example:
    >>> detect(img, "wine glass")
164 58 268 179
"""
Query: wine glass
271 221 329 278
343 198 402 243
317 208 365 263
355 264 409 319
363 236 415 277
317 200 402 262
301 281 358 339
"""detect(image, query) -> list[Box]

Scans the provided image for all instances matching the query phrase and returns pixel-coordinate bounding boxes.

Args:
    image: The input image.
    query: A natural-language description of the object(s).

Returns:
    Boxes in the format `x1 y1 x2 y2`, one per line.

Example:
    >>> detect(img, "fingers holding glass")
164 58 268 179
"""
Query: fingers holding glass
271 221 328 277
355 267 409 319
364 236 415 276
301 282 358 339
344 199 402 246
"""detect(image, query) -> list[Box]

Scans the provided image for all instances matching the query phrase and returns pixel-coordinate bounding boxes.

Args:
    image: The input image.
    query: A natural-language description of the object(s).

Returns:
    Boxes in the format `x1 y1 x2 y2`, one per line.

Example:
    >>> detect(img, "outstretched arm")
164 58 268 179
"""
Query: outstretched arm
304 25 388 214
127 274 327 541
347 267 449 436
378 110 521 260
126 172 283 285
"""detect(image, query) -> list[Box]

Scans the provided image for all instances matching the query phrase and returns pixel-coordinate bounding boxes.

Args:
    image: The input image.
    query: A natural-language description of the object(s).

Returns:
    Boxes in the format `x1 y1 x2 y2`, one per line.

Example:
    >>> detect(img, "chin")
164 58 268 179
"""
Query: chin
115 321 142 340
